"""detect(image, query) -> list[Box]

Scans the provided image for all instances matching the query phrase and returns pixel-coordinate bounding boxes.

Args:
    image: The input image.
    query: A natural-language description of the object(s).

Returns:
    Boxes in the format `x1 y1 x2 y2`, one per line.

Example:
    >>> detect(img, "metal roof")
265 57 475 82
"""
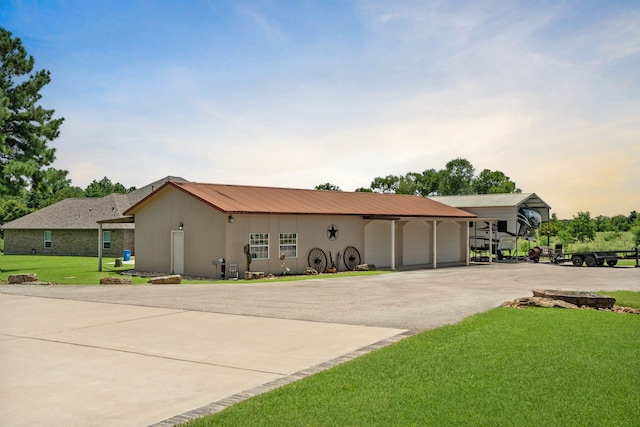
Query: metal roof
125 182 477 219
429 193 551 210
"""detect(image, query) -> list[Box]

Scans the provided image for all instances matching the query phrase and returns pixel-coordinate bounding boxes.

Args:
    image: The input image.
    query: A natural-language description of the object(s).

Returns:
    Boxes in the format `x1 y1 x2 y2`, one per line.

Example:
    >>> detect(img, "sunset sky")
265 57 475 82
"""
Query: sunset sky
2 1 639 218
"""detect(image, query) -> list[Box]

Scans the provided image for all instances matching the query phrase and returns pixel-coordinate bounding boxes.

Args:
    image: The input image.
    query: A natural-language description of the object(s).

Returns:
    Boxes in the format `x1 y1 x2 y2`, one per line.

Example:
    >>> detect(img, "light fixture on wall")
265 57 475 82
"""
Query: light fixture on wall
178 222 184 230
228 215 234 223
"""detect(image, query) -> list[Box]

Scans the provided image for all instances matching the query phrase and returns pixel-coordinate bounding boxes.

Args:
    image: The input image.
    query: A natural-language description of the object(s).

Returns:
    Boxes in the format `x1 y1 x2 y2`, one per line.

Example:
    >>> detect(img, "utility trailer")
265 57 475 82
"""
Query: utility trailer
550 248 639 267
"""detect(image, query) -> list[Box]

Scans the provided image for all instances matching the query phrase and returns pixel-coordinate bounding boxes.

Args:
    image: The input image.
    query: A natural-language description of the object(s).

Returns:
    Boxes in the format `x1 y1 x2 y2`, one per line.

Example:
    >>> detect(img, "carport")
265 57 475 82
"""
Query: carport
97 216 134 271
364 217 497 269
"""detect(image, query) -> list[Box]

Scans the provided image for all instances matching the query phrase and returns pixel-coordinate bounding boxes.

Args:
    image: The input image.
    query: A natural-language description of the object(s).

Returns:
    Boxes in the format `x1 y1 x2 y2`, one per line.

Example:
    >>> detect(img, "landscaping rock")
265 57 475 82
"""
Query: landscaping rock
8 273 38 284
100 277 133 285
244 271 264 280
503 296 579 309
148 275 181 284
532 289 615 309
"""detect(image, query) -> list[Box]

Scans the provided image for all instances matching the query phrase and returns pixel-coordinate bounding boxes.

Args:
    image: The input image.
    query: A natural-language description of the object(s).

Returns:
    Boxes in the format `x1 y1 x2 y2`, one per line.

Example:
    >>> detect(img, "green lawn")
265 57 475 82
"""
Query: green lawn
0 254 388 285
185 304 640 427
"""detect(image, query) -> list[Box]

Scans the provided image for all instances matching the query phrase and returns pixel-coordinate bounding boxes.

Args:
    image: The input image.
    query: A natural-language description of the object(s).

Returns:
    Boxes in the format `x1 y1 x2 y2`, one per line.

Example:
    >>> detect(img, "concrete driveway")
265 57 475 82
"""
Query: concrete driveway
1 262 639 426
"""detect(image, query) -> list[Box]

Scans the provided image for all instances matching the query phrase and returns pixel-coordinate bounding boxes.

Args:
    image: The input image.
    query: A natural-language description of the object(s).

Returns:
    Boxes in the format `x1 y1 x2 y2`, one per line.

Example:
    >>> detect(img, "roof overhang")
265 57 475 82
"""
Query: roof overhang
97 216 135 224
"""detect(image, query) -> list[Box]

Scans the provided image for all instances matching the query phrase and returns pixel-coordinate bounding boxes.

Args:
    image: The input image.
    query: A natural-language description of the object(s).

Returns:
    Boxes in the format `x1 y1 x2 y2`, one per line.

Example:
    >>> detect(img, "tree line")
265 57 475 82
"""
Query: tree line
317 158 520 196
0 173 133 227
540 211 640 247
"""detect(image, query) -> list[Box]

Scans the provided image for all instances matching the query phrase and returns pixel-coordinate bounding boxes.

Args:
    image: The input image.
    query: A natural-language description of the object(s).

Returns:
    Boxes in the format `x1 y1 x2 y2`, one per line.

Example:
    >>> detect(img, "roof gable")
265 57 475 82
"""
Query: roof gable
125 182 476 218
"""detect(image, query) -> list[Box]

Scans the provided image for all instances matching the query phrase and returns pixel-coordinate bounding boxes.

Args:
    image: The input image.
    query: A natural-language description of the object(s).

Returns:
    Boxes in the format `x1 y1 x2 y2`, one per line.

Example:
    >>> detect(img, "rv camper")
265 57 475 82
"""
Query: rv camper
430 193 550 261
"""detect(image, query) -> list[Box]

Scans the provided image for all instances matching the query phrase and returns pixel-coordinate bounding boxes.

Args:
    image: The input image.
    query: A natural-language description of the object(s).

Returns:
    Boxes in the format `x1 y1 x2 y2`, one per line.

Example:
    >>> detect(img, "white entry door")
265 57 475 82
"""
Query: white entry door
171 230 184 274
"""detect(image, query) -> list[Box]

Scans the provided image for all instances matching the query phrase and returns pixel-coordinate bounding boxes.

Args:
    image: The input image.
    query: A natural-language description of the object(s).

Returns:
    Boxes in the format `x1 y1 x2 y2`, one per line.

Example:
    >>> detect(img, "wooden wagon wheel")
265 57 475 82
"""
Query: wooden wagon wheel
343 246 361 271
308 248 328 273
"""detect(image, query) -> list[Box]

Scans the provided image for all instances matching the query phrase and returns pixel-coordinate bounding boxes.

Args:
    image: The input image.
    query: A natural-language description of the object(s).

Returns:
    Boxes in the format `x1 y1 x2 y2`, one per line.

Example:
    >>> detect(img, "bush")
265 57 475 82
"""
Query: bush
632 226 640 248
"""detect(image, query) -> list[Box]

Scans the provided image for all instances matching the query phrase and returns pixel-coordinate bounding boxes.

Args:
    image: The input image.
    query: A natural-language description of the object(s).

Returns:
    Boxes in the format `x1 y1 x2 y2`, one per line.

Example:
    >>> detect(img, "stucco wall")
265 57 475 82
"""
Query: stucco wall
133 186 227 277
227 214 366 276
4 229 130 257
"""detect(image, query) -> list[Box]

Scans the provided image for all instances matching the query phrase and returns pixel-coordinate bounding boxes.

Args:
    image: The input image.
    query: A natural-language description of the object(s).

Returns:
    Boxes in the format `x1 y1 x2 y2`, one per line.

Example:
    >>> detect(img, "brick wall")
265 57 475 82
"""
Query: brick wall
4 229 132 257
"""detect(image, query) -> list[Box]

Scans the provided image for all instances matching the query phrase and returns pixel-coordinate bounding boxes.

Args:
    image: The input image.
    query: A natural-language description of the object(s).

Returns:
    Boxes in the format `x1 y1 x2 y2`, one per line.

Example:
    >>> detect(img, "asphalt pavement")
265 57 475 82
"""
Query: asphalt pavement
1 262 638 426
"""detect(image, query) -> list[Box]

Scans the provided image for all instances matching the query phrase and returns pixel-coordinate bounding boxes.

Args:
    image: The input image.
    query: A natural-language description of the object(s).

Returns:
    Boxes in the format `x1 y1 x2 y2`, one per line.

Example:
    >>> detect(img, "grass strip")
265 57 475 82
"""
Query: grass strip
186 307 640 427
0 254 388 285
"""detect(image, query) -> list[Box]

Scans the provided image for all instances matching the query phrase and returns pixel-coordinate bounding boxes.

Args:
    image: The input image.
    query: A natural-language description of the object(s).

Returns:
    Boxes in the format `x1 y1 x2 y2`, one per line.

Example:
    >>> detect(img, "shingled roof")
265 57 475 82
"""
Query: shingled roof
2 176 188 230
125 182 476 219
2 194 135 230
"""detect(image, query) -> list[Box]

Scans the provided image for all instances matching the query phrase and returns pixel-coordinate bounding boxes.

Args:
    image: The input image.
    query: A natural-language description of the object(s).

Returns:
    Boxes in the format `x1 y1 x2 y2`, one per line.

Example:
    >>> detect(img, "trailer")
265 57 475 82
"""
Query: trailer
548 247 639 267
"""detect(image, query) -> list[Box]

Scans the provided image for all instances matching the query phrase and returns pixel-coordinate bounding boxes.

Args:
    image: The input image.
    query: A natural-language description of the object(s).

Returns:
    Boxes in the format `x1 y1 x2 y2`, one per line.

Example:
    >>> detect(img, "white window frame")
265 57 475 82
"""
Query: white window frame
249 233 269 260
103 230 111 249
279 233 298 258
44 230 52 248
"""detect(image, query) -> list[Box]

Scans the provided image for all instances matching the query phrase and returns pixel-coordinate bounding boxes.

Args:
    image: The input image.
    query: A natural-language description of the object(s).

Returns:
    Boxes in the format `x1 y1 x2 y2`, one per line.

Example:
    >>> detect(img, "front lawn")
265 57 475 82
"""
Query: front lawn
0 254 388 285
185 304 640 427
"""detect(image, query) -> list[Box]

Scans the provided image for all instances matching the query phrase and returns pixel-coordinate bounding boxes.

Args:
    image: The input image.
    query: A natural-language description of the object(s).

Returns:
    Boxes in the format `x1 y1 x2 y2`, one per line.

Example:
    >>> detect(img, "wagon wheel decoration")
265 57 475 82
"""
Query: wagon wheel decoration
308 248 328 273
343 246 361 271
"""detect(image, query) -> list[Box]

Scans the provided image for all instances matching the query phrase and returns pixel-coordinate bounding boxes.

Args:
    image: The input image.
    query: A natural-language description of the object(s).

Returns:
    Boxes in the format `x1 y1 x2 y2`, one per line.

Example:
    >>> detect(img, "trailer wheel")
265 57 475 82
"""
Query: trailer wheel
596 259 605 267
585 255 597 267
571 255 583 266
606 260 618 267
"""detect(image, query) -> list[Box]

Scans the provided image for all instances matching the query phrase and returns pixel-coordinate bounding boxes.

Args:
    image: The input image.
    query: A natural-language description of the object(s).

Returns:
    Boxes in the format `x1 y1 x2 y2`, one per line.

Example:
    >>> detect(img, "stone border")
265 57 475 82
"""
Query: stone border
150 330 417 427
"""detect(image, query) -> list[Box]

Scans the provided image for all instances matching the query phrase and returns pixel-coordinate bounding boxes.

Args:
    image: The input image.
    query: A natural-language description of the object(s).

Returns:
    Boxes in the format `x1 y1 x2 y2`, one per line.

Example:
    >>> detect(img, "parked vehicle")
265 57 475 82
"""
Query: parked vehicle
528 245 639 267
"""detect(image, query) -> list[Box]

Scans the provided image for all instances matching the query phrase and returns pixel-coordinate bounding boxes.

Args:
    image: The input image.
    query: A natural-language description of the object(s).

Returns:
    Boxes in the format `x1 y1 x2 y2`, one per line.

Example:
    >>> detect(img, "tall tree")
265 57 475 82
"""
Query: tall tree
0 198 30 233
472 169 521 194
568 211 596 243
0 28 64 197
438 158 475 195
370 175 400 193
315 183 342 191
84 176 127 197
26 167 83 208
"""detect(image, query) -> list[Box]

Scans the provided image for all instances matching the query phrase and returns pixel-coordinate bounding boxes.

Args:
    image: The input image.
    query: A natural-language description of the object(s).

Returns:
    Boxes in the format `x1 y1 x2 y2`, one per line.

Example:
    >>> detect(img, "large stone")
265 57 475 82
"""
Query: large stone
148 275 181 284
8 273 38 284
532 289 615 309
244 271 264 280
100 277 133 285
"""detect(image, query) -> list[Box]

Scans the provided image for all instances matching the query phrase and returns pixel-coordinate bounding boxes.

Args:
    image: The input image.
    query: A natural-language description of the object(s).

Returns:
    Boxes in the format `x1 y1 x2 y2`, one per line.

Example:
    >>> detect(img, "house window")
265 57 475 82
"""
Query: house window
44 231 52 248
103 231 111 249
249 233 269 259
279 233 298 258
497 221 508 233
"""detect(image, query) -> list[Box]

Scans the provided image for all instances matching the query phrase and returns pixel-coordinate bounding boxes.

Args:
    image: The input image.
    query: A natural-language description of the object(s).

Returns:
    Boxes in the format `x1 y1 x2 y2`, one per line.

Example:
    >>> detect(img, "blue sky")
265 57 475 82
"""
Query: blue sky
2 0 639 218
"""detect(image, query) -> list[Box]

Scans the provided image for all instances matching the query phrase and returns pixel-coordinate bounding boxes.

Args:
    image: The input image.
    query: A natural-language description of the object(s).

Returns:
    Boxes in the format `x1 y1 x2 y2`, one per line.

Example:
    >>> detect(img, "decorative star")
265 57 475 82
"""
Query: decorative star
327 224 339 240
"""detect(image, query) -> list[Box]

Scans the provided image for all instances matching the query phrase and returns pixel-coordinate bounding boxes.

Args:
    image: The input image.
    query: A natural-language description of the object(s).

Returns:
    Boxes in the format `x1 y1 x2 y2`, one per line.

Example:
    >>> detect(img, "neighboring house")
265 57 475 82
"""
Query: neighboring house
429 193 551 259
1 176 187 257
123 181 481 278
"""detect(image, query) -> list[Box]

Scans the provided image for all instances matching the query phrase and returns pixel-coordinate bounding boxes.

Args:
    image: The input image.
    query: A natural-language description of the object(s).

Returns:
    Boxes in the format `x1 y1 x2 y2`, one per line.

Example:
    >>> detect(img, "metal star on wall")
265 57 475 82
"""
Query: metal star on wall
327 224 339 240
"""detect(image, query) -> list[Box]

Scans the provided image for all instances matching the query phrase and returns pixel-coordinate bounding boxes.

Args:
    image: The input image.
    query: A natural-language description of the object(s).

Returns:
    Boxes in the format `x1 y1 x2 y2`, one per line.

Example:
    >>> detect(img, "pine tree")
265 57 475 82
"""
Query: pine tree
0 28 64 197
